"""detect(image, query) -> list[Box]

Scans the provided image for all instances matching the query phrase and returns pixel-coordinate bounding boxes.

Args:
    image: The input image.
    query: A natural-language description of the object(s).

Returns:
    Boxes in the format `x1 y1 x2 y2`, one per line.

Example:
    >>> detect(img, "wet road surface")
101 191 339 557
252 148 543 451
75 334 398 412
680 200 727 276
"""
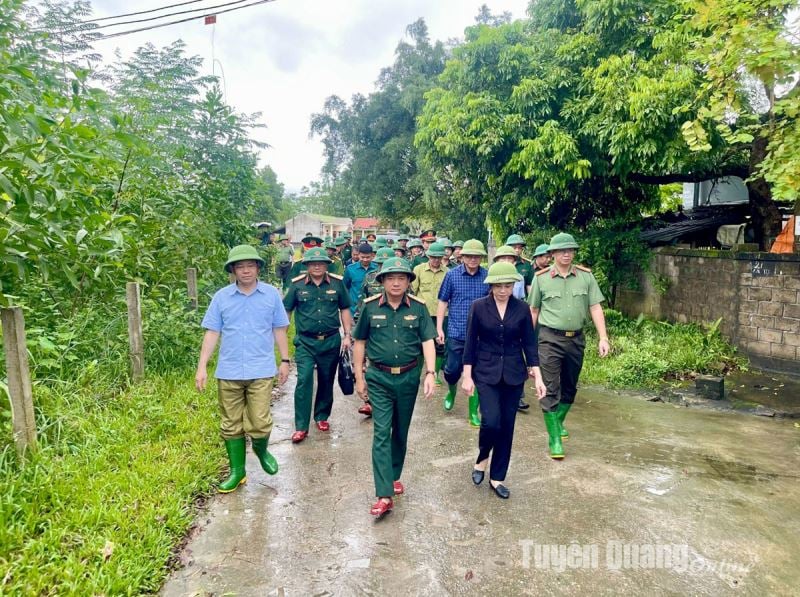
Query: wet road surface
162 372 800 596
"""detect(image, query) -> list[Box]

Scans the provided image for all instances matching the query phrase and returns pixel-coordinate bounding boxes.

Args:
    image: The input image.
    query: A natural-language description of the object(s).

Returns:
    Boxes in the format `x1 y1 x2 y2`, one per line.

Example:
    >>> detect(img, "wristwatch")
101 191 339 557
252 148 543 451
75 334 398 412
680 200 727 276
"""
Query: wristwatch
281 359 290 363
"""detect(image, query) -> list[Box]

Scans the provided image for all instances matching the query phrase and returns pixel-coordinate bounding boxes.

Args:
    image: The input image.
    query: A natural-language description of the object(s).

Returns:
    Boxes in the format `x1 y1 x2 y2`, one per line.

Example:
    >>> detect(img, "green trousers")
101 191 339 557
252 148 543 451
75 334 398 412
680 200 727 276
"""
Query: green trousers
367 366 421 497
293 334 341 431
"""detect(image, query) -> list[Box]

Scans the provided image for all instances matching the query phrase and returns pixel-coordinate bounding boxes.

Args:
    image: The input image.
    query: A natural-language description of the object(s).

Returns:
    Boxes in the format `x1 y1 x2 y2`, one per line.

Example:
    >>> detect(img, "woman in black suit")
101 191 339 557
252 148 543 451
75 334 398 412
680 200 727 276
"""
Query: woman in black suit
462 262 546 499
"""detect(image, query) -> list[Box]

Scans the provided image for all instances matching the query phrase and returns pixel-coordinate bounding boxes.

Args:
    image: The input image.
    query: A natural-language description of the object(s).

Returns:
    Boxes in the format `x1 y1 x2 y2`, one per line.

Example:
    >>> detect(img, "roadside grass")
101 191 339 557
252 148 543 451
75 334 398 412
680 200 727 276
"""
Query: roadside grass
0 374 221 595
582 309 746 388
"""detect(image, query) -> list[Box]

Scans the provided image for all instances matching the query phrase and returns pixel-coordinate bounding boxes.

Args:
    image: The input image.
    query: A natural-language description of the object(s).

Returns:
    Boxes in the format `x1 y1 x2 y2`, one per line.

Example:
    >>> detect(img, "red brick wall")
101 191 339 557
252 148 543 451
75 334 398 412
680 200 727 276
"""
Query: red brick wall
617 248 800 374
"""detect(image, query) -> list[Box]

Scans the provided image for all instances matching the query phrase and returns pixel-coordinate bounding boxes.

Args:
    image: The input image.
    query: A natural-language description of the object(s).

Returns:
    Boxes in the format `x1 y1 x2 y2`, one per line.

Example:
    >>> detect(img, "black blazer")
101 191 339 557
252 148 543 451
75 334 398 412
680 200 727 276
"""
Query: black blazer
463 295 539 386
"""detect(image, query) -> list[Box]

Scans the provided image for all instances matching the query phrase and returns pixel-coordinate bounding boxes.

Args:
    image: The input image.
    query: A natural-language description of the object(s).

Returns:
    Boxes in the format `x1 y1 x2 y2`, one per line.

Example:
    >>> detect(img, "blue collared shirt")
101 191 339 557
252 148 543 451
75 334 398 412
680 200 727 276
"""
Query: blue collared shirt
437 264 489 340
343 261 378 314
201 281 290 380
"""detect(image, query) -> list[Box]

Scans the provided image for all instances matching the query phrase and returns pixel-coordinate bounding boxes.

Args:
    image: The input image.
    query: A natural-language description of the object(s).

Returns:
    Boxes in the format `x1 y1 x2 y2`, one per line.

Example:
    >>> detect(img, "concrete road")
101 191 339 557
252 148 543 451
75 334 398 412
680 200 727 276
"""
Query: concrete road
162 373 800 596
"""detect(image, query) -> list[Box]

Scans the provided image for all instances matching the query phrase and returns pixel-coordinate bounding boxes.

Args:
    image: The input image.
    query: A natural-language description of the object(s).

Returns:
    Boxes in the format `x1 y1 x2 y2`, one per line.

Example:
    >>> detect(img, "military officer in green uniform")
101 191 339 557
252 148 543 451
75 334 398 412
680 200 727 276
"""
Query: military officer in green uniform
396 234 409 252
408 238 424 267
284 235 323 291
532 243 551 272
452 240 464 266
528 232 610 459
341 235 353 265
506 234 534 296
324 241 344 276
284 247 353 443
353 257 437 518
275 235 295 286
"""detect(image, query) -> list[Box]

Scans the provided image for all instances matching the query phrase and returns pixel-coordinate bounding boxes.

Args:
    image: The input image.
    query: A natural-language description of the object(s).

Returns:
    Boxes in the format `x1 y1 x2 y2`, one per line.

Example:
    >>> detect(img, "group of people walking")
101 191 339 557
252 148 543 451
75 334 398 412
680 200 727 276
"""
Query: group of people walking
196 229 609 518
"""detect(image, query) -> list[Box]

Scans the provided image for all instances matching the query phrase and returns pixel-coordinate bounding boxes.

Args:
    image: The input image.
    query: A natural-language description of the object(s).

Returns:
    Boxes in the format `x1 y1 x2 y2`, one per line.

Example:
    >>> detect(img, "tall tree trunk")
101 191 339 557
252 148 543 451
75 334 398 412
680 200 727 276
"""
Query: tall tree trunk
747 135 782 251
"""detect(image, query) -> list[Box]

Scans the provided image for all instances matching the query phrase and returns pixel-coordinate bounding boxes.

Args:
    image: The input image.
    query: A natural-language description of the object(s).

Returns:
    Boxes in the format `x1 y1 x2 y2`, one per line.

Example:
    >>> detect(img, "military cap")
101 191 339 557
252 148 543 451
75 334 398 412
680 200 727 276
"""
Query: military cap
484 262 523 284
407 239 423 248
532 243 550 257
426 242 446 257
334 236 348 247
302 246 333 263
505 234 526 246
376 257 416 282
374 247 395 264
549 232 579 250
493 245 518 261
420 230 437 241
224 245 264 272
460 239 487 256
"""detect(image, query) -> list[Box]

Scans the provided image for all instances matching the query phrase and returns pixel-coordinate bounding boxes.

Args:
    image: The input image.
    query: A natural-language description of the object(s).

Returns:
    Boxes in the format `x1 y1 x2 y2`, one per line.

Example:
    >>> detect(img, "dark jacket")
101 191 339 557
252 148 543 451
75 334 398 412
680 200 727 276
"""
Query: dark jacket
463 295 539 386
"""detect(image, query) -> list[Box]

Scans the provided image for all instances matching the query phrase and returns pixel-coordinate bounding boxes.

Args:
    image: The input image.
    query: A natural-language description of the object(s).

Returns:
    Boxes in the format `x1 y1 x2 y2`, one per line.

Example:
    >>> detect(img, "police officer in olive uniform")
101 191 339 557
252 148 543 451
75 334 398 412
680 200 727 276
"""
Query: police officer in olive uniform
505 234 534 296
528 233 610 459
284 247 353 443
353 257 437 519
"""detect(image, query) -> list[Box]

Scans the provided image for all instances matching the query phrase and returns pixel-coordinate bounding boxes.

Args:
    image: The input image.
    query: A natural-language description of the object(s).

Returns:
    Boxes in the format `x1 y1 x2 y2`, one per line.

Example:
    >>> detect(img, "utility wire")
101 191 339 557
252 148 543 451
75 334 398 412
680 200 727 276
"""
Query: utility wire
94 0 276 40
77 0 209 24
60 0 252 33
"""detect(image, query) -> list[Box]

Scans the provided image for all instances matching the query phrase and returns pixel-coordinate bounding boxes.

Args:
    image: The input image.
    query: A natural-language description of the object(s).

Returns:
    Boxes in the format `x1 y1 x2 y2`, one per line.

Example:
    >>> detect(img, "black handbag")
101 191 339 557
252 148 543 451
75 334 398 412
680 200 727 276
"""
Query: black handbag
337 348 355 395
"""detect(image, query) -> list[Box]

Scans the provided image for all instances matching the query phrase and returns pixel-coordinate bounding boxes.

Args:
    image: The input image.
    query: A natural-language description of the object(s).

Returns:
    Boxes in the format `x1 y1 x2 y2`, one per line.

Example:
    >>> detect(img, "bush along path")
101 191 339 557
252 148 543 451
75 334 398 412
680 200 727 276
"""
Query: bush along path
0 374 221 595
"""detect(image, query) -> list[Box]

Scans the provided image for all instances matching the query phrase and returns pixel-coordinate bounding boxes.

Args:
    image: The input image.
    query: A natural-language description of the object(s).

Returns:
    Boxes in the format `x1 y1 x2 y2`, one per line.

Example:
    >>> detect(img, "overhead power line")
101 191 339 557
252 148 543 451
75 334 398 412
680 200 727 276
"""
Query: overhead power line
95 0 277 41
78 0 209 24
62 0 252 32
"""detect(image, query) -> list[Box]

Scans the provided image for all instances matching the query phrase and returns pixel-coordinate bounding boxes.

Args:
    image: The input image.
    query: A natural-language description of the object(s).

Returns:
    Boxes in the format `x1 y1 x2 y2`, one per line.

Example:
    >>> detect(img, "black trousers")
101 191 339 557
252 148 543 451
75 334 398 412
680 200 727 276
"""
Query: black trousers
538 327 585 412
476 380 524 482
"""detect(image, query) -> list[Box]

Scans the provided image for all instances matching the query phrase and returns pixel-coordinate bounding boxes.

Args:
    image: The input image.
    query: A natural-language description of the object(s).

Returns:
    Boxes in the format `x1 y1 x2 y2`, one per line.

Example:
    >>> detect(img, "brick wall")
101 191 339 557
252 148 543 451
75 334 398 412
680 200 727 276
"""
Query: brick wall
616 248 800 374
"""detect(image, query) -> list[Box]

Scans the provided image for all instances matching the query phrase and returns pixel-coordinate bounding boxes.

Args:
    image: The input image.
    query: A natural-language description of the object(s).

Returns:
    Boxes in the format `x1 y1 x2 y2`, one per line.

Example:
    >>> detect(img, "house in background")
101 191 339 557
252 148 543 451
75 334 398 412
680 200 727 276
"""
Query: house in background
682 177 749 210
352 217 389 240
284 213 352 242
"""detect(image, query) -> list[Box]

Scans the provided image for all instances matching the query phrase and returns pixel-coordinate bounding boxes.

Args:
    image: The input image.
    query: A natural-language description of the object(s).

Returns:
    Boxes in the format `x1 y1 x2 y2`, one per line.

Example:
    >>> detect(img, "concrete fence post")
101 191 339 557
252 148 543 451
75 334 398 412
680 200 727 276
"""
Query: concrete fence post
126 282 144 381
1 307 37 457
186 268 198 310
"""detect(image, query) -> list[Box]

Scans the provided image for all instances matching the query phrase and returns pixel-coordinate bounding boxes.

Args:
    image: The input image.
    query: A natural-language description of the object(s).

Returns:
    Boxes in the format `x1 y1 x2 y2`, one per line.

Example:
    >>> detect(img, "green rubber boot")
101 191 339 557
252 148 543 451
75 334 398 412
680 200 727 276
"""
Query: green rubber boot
468 390 481 428
434 356 444 386
543 411 565 459
219 437 247 493
252 436 279 475
556 402 572 440
444 384 457 411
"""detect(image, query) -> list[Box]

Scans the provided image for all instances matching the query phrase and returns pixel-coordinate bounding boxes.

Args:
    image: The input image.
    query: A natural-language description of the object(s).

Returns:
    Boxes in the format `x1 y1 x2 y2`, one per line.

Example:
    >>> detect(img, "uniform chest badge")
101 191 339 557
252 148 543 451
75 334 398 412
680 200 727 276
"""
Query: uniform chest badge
371 314 386 320
325 289 337 294
403 315 417 321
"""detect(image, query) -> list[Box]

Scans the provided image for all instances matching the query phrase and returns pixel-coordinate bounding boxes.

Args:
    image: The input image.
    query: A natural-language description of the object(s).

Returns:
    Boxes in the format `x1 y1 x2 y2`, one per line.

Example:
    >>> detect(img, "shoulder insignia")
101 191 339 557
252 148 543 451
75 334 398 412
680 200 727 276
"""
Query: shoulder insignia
291 274 307 282
574 264 592 273
535 267 551 276
521 256 532 264
364 294 381 303
409 294 426 304
328 273 343 280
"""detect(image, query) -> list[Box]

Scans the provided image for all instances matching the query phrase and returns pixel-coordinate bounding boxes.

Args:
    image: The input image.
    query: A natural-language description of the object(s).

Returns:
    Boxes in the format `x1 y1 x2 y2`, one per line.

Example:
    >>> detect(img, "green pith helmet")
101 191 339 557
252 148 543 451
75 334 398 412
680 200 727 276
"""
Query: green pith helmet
505 234 526 246
302 246 332 264
460 239 487 256
323 241 336 250
439 237 453 249
374 247 396 264
376 257 416 282
493 245 518 261
278 234 289 241
374 235 387 248
397 234 409 242
334 236 347 247
425 242 446 257
549 232 579 251
533 243 550 257
301 234 323 245
484 262 523 284
324 235 332 242
408 239 423 249
225 245 265 272
344 232 352 239
453 240 464 248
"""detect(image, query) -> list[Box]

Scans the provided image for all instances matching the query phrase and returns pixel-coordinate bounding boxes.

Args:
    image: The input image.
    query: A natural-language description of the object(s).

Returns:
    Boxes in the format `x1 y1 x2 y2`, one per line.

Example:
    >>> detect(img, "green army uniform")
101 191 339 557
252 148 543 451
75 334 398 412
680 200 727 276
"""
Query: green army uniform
528 232 605 458
411 254 429 269
284 261 307 291
516 258 534 289
284 251 351 433
353 286 436 499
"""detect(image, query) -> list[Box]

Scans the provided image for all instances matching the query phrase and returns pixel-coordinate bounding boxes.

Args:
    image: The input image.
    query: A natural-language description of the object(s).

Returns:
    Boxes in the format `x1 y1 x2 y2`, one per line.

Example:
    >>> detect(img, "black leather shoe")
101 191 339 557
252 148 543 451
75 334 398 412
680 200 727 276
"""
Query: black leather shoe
471 469 485 486
517 399 530 411
491 482 510 499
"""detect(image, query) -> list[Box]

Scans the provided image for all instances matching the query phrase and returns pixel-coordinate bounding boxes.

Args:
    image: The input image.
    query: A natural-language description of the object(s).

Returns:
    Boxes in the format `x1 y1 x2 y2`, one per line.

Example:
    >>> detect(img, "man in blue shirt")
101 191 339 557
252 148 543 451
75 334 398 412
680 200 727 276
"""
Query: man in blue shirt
436 239 489 427
343 243 377 315
196 245 291 493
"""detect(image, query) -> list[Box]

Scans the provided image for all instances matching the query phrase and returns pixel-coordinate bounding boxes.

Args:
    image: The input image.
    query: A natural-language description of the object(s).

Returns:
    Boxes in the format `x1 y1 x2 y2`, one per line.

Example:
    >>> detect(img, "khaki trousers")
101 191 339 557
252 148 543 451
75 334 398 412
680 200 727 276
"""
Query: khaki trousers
217 378 274 439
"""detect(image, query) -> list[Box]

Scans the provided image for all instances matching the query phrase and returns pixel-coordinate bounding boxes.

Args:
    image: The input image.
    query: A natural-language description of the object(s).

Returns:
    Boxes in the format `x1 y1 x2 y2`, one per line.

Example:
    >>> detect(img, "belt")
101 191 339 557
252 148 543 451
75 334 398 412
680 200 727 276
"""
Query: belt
299 329 339 341
542 326 582 338
371 360 418 375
